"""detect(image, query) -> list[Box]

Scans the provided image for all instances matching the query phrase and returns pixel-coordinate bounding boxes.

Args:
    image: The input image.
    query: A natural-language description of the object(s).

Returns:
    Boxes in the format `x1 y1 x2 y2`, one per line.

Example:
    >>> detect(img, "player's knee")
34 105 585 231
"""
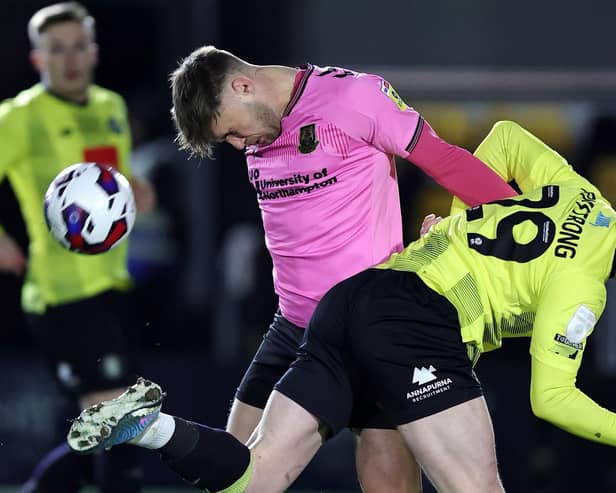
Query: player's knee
474 457 502 491
356 435 421 492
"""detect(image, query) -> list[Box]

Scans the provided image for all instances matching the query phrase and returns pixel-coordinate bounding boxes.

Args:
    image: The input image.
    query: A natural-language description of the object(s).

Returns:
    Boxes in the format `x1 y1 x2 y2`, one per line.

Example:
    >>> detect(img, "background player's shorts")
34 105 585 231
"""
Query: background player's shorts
26 289 139 395
275 268 483 437
235 311 305 408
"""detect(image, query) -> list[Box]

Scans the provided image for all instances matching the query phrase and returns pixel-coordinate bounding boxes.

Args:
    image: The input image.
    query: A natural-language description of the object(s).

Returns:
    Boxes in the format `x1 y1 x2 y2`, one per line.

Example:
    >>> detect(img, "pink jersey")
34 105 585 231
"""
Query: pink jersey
245 64 516 328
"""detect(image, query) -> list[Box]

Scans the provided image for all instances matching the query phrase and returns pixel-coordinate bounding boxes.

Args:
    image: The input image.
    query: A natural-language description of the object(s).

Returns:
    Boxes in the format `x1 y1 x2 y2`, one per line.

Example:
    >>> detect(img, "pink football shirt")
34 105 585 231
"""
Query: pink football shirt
245 65 515 328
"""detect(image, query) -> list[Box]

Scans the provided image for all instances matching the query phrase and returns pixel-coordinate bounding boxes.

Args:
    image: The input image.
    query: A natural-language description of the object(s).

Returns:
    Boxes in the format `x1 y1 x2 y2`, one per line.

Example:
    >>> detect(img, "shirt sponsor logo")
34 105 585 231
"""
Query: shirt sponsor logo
554 333 583 350
407 365 452 402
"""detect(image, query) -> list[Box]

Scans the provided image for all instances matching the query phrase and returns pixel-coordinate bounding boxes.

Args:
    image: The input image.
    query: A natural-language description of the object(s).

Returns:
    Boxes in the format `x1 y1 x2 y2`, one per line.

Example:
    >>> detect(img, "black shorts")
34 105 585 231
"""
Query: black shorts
235 311 305 408
27 289 139 395
275 269 483 437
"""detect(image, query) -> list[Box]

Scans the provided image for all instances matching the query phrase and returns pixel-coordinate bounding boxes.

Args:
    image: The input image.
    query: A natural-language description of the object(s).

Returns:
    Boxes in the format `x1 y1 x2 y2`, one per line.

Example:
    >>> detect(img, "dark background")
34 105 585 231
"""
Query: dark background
1 1 616 491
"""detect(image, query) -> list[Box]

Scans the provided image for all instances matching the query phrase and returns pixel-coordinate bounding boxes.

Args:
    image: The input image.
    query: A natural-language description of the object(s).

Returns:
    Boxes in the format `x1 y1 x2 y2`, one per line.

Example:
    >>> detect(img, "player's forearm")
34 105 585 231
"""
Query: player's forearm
530 357 616 446
406 120 516 207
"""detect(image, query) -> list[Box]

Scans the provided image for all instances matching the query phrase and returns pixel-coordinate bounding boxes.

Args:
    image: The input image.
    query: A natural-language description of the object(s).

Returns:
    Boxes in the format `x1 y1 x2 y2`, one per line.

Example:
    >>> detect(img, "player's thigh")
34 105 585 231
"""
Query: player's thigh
399 396 503 493
229 311 305 440
246 391 323 493
26 289 139 397
356 428 422 493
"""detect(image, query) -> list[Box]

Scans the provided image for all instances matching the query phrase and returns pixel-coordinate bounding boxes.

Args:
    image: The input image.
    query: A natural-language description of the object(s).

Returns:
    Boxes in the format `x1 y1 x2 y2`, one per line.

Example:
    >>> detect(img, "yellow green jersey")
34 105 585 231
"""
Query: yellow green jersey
379 121 616 446
0 83 132 313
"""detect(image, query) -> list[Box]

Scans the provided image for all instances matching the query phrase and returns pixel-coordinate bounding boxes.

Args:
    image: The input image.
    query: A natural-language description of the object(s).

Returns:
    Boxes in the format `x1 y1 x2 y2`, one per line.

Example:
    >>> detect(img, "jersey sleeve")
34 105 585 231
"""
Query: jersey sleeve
337 73 423 156
450 120 596 215
0 99 26 235
111 93 133 179
529 273 616 446
406 120 517 207
335 74 516 206
0 99 24 179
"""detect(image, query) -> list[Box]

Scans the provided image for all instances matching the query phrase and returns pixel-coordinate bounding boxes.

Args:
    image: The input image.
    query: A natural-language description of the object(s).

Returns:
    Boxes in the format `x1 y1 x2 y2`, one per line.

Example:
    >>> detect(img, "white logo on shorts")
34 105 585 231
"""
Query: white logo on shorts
412 365 437 386
407 365 452 401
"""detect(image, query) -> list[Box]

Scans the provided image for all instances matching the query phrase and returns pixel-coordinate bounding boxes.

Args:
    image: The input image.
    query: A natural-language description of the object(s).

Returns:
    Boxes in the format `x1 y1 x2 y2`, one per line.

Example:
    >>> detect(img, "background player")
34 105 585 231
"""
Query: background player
0 3 154 492
69 120 616 492
170 45 517 492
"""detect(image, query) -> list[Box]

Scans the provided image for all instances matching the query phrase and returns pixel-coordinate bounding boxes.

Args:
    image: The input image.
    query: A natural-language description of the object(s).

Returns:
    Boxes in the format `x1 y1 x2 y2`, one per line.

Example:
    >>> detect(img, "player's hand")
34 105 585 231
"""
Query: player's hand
419 213 442 237
130 177 156 214
0 234 26 275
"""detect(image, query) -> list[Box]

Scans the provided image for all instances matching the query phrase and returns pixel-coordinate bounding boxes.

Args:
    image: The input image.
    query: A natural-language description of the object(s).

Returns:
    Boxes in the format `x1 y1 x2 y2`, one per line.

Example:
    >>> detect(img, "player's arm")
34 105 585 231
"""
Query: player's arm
450 120 595 214
114 95 156 214
529 275 616 446
404 118 517 206
0 100 27 275
130 177 156 213
330 75 517 207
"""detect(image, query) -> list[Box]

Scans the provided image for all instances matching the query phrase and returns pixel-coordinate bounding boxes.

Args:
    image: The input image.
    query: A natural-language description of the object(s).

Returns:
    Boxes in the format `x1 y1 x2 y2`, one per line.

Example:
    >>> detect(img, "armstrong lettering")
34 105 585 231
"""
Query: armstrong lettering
554 188 597 259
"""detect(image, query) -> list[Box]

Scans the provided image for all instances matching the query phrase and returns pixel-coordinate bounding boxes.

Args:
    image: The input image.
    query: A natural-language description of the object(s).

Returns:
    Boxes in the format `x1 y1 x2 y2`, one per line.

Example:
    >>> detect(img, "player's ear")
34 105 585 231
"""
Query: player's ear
230 75 254 96
30 49 43 71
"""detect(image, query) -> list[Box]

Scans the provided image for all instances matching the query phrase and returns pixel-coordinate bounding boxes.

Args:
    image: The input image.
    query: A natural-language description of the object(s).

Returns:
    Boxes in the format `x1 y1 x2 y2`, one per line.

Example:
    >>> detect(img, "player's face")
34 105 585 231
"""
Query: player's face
32 21 97 102
212 96 281 151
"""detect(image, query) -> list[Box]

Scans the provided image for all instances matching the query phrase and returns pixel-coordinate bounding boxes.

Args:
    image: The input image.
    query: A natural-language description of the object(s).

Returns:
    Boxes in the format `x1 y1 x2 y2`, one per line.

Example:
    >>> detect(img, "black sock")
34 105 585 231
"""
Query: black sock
95 444 143 493
160 417 251 491
20 442 92 493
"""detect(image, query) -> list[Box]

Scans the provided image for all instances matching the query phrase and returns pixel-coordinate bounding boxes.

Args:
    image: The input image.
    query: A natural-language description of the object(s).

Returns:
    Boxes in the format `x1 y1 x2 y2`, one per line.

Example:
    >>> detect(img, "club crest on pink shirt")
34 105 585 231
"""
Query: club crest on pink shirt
298 123 319 154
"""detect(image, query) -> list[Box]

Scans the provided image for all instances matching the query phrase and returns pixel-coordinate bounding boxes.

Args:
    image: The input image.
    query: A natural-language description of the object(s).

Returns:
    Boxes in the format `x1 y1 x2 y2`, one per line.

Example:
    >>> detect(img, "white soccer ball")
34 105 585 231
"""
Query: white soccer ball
44 163 136 254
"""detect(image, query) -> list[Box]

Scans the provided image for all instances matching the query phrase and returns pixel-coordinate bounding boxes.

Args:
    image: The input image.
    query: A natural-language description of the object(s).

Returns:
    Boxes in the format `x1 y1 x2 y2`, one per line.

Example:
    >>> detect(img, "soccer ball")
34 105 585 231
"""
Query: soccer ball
44 163 136 254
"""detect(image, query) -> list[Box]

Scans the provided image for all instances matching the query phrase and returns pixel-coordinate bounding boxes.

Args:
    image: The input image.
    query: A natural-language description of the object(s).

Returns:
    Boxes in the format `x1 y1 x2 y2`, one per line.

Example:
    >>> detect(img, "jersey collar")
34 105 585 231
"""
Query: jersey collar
282 63 314 118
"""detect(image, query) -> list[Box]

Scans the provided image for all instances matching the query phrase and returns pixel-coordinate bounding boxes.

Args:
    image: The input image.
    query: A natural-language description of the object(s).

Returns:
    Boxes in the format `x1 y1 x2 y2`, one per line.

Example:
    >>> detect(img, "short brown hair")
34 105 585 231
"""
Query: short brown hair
170 46 244 158
28 2 95 47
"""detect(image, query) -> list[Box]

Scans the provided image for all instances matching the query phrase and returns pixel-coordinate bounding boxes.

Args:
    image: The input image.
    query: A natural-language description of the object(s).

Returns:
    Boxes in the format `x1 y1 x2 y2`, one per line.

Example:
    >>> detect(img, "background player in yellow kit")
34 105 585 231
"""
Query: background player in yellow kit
0 3 154 492
66 120 616 493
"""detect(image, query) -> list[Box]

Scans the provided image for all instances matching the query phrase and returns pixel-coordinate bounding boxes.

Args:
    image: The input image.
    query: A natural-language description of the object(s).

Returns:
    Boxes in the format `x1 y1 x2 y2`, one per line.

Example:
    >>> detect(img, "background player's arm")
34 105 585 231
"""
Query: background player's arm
529 276 616 445
113 95 156 214
130 177 156 213
451 120 595 214
0 100 27 274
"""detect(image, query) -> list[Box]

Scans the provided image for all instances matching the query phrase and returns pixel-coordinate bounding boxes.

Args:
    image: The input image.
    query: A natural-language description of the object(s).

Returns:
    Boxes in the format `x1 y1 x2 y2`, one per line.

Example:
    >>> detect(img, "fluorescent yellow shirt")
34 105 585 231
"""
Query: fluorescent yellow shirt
379 121 616 446
0 84 132 313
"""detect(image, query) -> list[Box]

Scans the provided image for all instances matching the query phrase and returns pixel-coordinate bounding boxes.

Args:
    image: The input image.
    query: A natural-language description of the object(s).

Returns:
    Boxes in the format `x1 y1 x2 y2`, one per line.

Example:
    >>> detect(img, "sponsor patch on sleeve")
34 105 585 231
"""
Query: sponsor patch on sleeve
380 80 408 111
566 304 596 343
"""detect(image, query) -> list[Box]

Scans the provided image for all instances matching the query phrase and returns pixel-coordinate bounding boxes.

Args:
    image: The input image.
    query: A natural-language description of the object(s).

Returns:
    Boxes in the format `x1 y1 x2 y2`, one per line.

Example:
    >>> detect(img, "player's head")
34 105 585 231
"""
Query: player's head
28 2 97 102
170 45 282 158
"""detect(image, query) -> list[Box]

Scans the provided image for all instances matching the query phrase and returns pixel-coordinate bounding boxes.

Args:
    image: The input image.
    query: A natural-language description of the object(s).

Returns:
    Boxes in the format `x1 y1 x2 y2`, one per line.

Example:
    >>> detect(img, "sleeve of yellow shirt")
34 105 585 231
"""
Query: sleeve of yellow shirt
0 99 26 235
112 93 133 180
450 120 594 215
529 273 616 446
